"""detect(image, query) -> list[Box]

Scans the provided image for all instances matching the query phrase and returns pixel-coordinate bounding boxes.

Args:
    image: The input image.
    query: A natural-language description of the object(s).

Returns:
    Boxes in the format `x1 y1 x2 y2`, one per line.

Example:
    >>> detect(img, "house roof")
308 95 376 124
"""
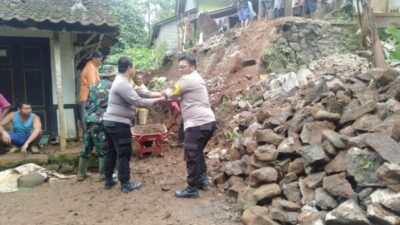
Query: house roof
0 0 119 33
207 6 237 19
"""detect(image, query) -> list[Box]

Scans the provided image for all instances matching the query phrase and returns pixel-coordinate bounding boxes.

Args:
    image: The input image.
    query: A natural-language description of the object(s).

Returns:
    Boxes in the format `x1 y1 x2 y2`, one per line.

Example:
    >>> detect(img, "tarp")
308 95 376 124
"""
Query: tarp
0 163 74 193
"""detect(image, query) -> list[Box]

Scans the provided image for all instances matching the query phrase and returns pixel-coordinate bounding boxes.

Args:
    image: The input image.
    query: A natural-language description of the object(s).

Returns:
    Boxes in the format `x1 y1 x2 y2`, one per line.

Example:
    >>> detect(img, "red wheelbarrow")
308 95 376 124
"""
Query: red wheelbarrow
131 124 168 158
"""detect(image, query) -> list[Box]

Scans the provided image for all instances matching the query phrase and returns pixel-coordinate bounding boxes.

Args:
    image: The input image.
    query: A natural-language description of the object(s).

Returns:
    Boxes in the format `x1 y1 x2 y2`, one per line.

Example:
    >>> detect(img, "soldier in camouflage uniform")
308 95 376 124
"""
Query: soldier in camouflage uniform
77 65 116 181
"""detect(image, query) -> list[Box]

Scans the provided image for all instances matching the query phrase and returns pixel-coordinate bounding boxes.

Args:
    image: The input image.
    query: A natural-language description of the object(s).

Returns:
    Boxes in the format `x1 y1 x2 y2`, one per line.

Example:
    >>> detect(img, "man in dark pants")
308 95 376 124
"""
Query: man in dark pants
102 56 165 193
167 55 217 198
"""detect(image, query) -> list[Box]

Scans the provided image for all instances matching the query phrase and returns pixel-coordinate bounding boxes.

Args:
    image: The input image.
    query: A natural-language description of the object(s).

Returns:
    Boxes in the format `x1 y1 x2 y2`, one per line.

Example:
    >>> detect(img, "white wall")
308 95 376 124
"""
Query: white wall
185 0 197 12
155 20 180 51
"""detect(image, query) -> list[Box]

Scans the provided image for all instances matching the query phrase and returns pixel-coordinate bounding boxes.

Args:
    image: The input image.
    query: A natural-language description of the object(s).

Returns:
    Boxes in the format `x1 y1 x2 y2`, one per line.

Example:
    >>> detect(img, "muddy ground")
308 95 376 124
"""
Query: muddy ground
0 144 241 225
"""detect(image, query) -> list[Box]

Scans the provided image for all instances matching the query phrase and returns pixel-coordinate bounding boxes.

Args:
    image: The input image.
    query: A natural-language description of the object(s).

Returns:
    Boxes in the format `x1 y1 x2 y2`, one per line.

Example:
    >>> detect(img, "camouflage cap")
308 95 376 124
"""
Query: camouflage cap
100 65 117 77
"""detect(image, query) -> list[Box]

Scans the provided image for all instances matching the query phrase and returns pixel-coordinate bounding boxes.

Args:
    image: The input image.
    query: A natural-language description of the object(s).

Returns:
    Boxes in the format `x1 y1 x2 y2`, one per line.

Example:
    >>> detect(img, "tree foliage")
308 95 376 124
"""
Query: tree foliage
108 0 148 47
106 0 175 70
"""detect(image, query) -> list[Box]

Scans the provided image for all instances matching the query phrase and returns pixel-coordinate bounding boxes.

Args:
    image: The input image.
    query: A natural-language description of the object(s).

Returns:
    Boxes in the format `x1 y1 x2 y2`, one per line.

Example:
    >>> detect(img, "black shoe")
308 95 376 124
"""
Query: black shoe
121 181 142 193
198 179 210 191
104 179 117 190
175 187 199 198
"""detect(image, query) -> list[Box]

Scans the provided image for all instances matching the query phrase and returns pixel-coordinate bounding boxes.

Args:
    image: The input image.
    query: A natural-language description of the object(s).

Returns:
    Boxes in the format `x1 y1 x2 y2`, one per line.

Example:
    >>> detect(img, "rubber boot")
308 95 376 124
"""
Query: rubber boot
98 157 105 181
77 157 89 181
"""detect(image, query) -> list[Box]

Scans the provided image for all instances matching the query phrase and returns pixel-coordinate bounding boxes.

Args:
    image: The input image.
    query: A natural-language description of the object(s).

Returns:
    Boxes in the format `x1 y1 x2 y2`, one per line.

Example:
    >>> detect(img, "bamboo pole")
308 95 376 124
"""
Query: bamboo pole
360 0 387 68
53 32 67 151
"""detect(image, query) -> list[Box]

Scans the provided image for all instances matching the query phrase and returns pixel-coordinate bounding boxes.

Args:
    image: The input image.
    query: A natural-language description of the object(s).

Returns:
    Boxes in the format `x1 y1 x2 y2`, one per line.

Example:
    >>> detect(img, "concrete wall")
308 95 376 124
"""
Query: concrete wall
155 20 180 51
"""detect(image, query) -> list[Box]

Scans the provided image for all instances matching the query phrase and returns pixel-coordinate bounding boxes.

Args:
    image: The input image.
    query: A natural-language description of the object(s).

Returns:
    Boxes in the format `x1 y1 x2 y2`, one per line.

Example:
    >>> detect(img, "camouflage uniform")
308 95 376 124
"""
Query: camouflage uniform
80 77 112 158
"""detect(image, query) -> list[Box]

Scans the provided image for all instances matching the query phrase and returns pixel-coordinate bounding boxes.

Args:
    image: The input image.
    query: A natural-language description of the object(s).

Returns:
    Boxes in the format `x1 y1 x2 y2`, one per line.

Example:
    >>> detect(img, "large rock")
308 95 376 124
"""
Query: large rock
322 129 346 149
255 129 285 146
298 143 328 167
371 115 400 141
288 107 313 133
377 163 400 192
370 189 400 213
222 160 245 176
254 145 278 162
340 101 376 124
326 200 371 225
364 133 400 164
249 167 278 187
315 187 338 210
272 198 301 211
323 139 337 156
367 204 400 225
345 147 383 186
269 206 299 225
323 173 354 199
352 114 382 132
282 181 302 203
245 140 258 155
299 210 327 225
253 183 281 202
238 186 257 210
325 151 347 174
303 171 326 189
241 206 280 225
299 178 315 204
288 157 305 174
370 68 398 87
313 109 341 122
277 132 302 154
300 121 335 144
17 172 46 188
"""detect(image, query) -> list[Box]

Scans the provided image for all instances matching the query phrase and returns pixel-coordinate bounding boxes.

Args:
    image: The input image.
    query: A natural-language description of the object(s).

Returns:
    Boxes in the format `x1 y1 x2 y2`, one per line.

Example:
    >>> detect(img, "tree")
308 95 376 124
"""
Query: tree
108 0 148 48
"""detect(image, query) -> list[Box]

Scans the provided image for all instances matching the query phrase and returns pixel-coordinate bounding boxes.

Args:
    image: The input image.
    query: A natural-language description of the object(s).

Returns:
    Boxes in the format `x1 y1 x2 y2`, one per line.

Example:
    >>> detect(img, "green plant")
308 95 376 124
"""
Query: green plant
223 128 239 142
106 45 166 71
263 45 297 73
384 27 400 63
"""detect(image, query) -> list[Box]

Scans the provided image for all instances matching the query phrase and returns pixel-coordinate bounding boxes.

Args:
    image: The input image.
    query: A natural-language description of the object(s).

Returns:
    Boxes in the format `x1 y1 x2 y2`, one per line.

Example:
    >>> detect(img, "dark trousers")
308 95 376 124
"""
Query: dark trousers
184 121 217 188
103 120 132 184
178 121 184 144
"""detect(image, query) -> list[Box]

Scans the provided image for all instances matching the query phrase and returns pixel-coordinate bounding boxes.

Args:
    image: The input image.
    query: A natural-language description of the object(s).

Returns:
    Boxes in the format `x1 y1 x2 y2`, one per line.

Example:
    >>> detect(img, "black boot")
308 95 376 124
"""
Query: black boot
104 178 117 190
121 181 142 193
175 186 199 198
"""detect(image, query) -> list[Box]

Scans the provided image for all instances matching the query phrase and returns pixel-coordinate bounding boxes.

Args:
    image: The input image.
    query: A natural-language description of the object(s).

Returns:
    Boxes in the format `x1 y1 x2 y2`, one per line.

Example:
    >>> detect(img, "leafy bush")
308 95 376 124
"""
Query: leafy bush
106 43 167 71
384 27 400 63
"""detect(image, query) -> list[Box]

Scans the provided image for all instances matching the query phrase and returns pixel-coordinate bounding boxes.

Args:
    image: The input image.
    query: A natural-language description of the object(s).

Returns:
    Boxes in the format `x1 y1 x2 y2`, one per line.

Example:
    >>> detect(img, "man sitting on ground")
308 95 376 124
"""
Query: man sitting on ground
0 100 42 153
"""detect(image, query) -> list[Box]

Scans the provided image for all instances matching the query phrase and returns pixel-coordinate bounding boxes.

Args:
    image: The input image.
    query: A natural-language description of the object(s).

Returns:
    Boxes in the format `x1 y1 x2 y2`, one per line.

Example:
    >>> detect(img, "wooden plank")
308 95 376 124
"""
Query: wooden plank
53 32 67 151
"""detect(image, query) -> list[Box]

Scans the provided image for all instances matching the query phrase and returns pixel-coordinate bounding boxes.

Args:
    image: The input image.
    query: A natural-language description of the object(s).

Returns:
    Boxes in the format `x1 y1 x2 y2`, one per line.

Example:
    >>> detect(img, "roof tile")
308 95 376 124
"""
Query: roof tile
0 0 119 27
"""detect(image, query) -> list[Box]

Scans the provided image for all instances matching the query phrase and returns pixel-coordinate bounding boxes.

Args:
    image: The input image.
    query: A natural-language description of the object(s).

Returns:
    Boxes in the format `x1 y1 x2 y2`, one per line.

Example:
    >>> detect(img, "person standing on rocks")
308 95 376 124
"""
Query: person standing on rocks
166 55 217 198
102 56 165 193
238 0 250 28
261 0 273 19
303 0 318 18
273 0 285 18
77 65 116 182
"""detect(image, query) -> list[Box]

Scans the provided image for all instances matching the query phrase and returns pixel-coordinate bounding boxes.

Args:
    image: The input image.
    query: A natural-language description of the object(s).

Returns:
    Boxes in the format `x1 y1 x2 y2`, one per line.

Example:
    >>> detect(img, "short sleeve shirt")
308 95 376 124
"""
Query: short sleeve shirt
0 93 11 119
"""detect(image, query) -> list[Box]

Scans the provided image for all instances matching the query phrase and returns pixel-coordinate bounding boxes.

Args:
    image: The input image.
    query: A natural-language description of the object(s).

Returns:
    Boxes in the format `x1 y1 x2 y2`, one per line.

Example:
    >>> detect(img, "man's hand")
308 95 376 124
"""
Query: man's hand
1 131 11 144
21 143 29 153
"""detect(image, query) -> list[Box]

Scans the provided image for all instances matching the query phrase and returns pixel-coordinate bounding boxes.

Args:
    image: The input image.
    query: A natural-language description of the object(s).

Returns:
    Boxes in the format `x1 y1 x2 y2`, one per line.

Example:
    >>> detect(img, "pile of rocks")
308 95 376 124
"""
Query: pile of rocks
209 64 400 225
